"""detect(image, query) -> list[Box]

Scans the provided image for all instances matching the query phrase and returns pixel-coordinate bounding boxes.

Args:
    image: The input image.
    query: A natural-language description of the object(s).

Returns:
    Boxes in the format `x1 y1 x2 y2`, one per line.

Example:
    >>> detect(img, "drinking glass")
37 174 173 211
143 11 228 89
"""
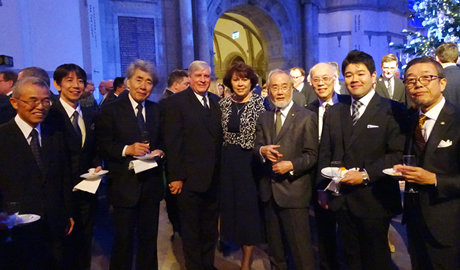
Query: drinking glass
331 161 343 196
403 155 418 193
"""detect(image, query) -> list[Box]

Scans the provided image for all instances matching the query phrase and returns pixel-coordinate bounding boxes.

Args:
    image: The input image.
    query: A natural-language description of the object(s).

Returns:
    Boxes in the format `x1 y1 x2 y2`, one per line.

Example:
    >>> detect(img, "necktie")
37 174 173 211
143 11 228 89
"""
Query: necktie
30 129 44 173
202 96 209 109
323 104 331 124
387 80 393 99
275 109 282 136
351 100 362 125
136 104 146 133
72 111 82 139
414 115 427 150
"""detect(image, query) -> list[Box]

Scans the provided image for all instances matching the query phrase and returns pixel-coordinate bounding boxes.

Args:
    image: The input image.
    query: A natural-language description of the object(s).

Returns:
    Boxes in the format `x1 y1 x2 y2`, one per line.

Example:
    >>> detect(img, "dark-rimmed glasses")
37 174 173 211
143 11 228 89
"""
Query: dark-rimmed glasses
403 75 439 88
17 98 52 108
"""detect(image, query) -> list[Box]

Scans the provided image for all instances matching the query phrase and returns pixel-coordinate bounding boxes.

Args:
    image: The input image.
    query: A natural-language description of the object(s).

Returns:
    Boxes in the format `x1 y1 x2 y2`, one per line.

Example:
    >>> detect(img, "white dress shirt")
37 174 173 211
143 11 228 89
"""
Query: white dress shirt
15 114 41 146
420 97 446 141
122 94 146 157
296 82 305 92
193 90 209 107
383 77 394 98
274 100 294 125
60 98 86 146
318 93 339 140
350 89 375 120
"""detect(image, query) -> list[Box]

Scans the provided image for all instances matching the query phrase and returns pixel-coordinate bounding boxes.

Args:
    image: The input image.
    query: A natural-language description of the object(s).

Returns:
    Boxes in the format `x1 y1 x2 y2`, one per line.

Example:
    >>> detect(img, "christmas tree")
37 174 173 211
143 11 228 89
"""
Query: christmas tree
393 0 460 60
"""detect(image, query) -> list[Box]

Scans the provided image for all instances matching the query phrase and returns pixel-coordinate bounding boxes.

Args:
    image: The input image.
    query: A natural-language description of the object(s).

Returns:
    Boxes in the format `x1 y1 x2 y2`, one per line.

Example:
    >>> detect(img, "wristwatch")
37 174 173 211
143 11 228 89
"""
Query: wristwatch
361 169 370 185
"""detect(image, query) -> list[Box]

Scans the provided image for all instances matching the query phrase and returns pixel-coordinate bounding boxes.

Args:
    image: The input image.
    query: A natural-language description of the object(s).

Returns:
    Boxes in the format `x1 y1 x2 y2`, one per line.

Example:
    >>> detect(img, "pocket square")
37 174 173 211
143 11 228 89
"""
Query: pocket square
438 140 452 148
367 125 379 128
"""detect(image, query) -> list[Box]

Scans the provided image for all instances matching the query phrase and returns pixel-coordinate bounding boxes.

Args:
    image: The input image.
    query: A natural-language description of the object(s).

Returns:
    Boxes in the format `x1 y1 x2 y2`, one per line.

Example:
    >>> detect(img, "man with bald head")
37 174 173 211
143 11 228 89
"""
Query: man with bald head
100 80 115 106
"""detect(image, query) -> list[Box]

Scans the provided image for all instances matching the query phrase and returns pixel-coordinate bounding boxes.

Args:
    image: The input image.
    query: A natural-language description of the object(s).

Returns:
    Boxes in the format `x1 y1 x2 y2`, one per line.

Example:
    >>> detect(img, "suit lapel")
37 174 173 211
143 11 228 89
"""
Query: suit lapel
274 105 298 144
347 94 381 150
424 103 455 158
186 88 220 140
377 76 391 99
339 100 354 152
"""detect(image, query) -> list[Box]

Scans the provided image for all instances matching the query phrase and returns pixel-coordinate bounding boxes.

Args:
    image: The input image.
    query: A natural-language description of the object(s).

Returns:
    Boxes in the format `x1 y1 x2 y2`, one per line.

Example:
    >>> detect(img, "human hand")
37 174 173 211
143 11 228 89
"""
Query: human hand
149 149 164 161
399 165 436 185
341 170 363 185
94 166 103 173
261 145 283 163
169 181 183 195
272 161 293 175
125 142 150 156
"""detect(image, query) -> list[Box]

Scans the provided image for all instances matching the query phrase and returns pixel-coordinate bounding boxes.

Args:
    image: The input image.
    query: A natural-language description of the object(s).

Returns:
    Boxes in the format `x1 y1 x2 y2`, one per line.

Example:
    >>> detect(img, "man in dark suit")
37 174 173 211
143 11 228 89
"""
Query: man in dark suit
159 69 189 102
317 50 408 270
375 54 406 104
394 56 460 269
99 80 114 106
435 42 460 108
290 67 317 106
0 77 73 269
97 60 164 270
162 60 222 270
0 70 18 125
255 69 318 270
307 62 347 270
46 64 101 270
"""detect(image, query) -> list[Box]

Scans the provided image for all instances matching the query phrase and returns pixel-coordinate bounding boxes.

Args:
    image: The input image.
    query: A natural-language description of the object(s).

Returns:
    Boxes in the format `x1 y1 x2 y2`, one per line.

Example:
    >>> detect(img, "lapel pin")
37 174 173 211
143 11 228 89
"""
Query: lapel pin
292 114 294 116
441 122 445 125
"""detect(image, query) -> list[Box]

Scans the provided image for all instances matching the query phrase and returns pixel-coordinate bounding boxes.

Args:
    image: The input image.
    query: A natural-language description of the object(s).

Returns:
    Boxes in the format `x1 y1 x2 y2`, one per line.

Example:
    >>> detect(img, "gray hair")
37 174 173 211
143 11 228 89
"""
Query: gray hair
309 63 336 78
126 59 159 87
188 61 210 76
12 77 50 99
266 69 294 88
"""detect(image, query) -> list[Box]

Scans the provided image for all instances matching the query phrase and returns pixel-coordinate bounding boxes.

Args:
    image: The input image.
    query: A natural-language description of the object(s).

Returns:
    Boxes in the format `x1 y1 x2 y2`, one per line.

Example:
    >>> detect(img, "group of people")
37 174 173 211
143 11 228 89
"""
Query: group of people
0 42 459 270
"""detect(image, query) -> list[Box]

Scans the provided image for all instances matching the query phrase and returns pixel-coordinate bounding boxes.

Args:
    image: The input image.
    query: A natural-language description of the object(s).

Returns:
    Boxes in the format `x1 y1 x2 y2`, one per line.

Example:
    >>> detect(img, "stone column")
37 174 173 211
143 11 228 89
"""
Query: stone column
303 0 319 69
194 0 211 63
180 0 194 68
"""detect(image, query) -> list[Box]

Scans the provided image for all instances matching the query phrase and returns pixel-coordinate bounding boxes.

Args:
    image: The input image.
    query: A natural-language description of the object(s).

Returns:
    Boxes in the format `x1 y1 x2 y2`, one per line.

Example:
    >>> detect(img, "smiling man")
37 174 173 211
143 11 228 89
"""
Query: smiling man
162 60 222 270
375 54 406 104
255 69 318 270
394 56 460 269
317 50 408 270
97 60 164 270
45 64 102 270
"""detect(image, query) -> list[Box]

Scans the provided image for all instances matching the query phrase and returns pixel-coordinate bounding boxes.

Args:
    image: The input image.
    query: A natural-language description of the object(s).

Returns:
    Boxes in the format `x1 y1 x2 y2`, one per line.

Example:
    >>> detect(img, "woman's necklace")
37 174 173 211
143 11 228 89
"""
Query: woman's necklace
234 102 247 115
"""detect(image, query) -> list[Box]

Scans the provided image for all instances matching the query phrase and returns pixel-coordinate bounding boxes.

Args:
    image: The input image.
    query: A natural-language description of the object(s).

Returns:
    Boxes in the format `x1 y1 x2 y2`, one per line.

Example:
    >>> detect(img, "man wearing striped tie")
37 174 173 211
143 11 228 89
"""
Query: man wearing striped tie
317 50 408 270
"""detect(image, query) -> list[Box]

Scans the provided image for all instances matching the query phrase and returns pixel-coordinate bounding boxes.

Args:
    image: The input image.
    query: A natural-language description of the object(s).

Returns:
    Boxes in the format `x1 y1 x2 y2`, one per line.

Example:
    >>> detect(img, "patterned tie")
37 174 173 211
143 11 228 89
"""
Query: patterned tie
72 111 82 140
202 96 209 109
275 109 282 136
387 80 393 99
136 104 146 133
414 114 427 150
351 100 362 125
30 129 44 173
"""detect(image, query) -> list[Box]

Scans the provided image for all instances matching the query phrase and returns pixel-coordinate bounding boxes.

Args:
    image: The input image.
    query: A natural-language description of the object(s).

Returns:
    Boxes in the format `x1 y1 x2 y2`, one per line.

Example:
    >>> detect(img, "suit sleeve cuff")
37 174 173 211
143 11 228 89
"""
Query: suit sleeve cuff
122 145 128 157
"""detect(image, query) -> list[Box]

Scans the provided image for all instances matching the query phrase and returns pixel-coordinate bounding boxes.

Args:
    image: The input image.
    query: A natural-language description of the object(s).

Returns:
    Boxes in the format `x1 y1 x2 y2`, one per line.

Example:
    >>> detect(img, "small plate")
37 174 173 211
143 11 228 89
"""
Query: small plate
8 214 41 226
134 154 159 160
80 170 108 179
382 168 403 177
321 167 347 179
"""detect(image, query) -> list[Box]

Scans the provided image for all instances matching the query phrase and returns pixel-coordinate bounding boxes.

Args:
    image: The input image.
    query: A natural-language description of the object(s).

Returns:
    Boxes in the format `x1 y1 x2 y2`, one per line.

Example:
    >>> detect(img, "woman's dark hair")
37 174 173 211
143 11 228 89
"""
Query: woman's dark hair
222 62 259 91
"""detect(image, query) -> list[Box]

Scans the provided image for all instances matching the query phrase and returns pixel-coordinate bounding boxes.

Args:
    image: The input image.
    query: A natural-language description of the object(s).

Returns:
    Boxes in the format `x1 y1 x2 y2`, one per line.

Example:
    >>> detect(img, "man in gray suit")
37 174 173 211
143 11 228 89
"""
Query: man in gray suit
436 42 460 108
255 69 318 270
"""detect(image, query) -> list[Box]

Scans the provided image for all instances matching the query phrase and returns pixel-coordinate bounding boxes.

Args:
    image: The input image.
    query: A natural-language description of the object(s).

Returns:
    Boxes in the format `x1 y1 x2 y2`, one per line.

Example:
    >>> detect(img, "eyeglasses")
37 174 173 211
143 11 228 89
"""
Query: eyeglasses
270 85 291 92
291 76 304 80
403 75 439 88
311 76 335 85
18 98 52 108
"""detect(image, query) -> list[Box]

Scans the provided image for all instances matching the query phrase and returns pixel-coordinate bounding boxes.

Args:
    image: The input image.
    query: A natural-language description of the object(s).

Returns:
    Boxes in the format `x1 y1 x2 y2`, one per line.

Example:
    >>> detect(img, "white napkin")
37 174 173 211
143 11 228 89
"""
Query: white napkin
129 159 158 174
74 178 102 194
324 167 359 192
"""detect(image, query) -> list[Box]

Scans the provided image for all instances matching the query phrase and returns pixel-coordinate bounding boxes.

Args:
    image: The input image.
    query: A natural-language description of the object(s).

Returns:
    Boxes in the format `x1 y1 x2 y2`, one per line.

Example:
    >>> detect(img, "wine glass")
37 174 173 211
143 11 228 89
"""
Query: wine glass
331 161 343 196
403 155 418 193
5 202 20 242
142 130 150 154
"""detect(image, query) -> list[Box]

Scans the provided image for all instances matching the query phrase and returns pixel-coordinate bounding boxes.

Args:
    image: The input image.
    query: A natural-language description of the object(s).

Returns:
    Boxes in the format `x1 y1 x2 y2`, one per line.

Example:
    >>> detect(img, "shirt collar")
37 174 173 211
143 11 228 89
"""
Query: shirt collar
59 98 81 118
296 82 305 91
319 92 339 107
441 63 457 68
420 97 445 121
14 114 41 139
128 92 145 111
193 89 208 102
277 100 294 116
352 89 375 106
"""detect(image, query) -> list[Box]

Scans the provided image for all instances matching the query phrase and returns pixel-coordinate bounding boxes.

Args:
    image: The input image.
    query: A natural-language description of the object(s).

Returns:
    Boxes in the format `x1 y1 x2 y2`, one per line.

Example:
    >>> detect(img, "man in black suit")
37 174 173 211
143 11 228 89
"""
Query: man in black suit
162 60 222 270
290 66 317 106
394 56 460 269
0 77 73 269
375 54 406 104
97 60 164 270
159 69 189 102
255 69 318 270
307 62 347 270
46 64 101 270
318 50 408 270
435 42 460 108
0 70 18 125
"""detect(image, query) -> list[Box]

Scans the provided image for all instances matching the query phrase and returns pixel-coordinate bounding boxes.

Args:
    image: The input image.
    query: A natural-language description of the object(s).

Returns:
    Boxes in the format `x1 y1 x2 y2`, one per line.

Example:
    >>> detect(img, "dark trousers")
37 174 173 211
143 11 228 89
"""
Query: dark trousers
64 190 98 270
336 208 392 270
109 193 160 270
264 198 315 270
313 203 339 270
178 185 218 270
165 187 181 234
406 197 460 270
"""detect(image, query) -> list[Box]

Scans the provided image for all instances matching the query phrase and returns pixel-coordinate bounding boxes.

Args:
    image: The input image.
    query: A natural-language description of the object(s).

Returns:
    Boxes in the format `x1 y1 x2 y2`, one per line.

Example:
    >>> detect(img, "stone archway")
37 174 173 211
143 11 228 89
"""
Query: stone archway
209 0 298 80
